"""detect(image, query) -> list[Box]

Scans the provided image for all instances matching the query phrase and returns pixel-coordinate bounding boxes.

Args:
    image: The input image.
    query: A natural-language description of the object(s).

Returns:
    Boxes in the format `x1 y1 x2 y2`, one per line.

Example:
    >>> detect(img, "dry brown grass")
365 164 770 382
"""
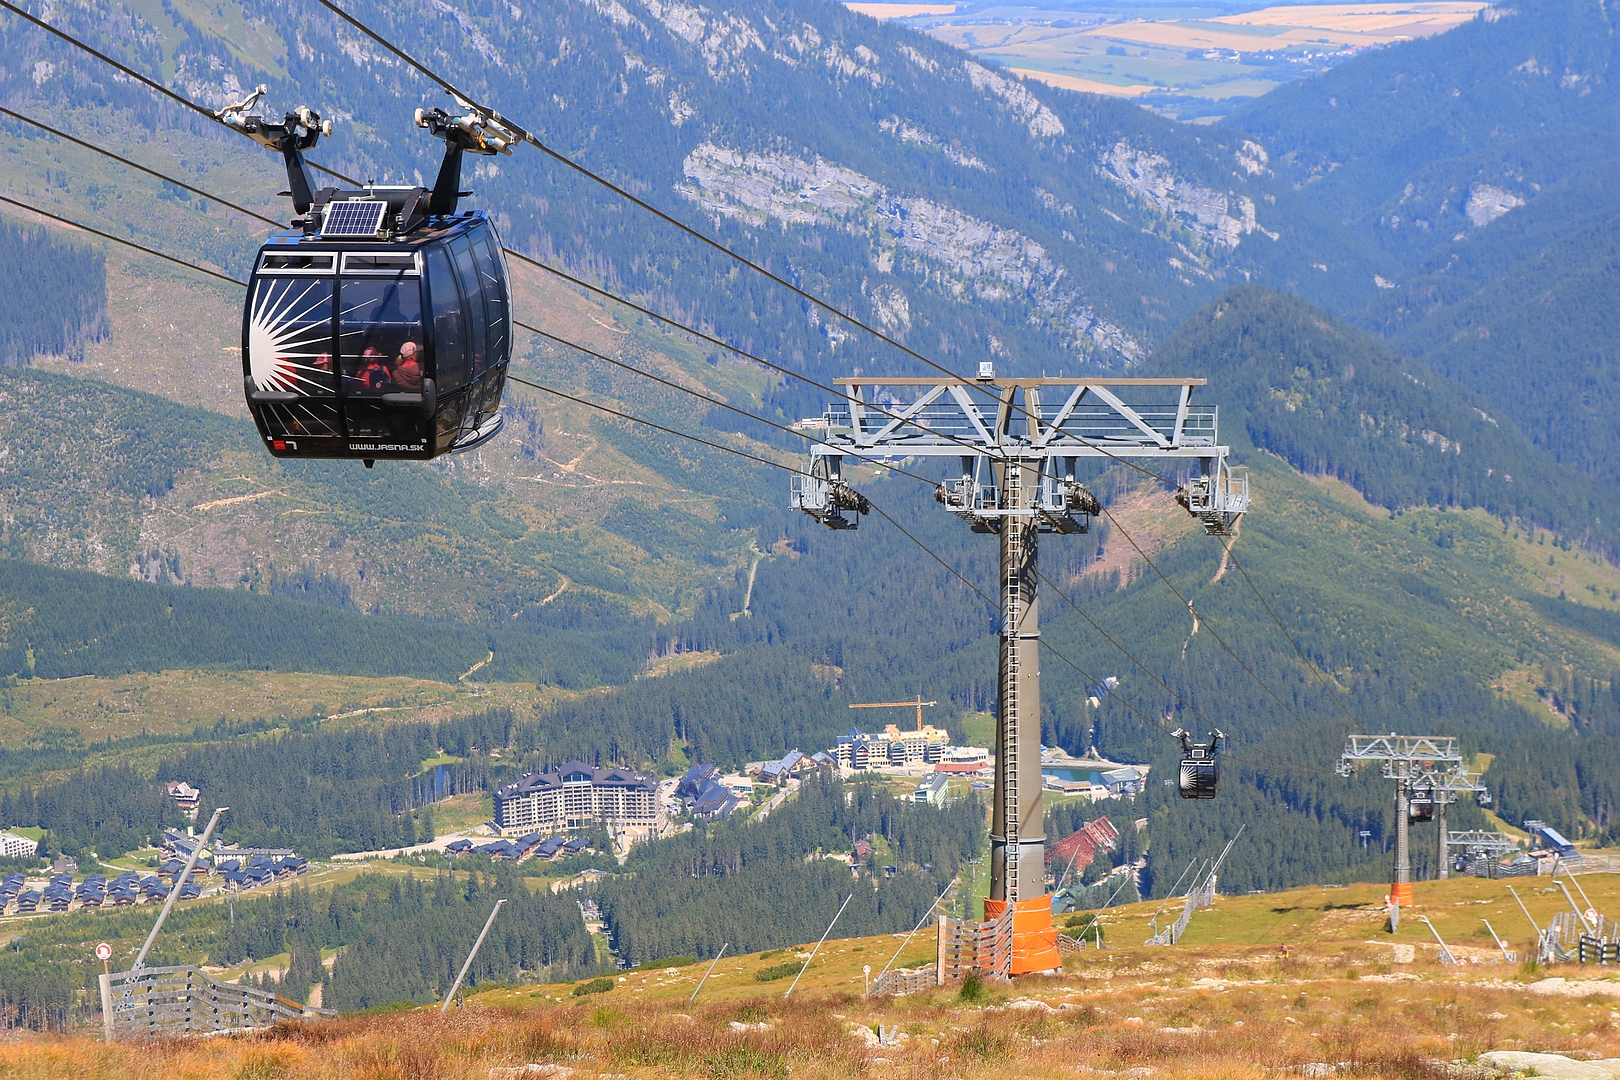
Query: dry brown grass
8 954 1616 1079
9 875 1620 1078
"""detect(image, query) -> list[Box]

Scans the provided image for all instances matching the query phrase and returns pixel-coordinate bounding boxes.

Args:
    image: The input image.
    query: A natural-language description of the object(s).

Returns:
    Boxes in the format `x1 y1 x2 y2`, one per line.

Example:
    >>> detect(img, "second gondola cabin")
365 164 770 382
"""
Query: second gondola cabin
229 92 516 463
1173 728 1224 800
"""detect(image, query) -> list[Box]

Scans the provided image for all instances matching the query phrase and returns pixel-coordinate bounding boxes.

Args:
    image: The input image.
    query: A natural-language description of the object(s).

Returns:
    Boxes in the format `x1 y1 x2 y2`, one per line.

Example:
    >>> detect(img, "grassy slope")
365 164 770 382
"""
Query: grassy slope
5 870 1619 1077
1048 453 1620 728
0 670 551 744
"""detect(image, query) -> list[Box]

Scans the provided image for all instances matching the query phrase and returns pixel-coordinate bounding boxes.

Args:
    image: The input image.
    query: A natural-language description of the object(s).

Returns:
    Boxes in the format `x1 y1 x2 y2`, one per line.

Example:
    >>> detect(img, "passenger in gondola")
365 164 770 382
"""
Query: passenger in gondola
355 347 391 392
392 341 423 392
312 351 333 374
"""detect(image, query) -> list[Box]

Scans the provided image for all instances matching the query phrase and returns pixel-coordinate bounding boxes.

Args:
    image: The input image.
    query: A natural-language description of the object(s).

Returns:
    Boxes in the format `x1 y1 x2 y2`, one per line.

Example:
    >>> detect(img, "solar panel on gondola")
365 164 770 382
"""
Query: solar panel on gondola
222 88 518 465
320 199 388 239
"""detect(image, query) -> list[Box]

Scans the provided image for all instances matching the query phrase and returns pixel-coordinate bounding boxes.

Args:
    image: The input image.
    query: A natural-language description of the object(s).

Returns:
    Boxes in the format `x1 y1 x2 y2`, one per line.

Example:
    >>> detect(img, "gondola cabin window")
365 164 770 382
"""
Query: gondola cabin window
473 233 510 368
245 263 339 440
339 261 424 441
450 237 488 379
426 245 468 392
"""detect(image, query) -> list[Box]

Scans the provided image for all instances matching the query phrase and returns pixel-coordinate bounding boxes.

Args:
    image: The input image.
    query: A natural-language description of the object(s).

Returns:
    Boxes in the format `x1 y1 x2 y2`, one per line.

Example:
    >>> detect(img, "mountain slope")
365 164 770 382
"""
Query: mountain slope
1230 0 1620 269
1143 285 1620 556
1225 0 1620 485
1378 188 1620 481
0 0 1389 388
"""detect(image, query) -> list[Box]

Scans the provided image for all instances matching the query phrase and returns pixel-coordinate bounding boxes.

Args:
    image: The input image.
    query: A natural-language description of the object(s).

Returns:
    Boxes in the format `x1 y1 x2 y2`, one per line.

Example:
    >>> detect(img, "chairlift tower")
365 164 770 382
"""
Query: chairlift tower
1336 735 1486 926
1415 765 1490 880
792 369 1249 973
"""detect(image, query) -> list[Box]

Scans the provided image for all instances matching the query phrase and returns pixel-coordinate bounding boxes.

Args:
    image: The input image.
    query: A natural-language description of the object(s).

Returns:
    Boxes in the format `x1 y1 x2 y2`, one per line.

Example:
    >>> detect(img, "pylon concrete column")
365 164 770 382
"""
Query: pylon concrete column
987 459 1058 974
1391 779 1413 910
1436 794 1449 880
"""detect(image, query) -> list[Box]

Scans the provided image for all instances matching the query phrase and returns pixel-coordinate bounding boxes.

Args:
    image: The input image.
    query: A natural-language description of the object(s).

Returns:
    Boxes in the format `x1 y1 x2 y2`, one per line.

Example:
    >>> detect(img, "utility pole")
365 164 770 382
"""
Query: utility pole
1337 737 1486 929
440 898 505 1012
793 370 1248 974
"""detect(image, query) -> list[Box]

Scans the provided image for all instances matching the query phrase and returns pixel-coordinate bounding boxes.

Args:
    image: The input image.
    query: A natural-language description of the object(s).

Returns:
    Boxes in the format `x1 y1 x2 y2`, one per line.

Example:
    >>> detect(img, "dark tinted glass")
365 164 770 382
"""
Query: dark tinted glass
426 246 468 391
435 390 467 453
338 277 423 399
471 230 509 369
259 252 334 271
246 276 335 396
344 254 415 272
450 237 488 378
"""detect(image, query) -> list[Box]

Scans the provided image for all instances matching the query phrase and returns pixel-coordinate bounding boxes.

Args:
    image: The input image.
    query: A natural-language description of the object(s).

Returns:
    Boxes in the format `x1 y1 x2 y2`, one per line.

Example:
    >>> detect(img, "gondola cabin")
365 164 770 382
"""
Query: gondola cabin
226 92 517 464
1172 728 1224 800
244 205 509 461
1408 788 1436 824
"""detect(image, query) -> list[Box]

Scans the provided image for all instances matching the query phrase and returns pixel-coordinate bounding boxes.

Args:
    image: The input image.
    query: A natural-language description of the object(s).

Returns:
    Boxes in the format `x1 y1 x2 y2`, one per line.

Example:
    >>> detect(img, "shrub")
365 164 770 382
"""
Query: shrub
754 961 804 982
572 977 616 997
958 974 986 1003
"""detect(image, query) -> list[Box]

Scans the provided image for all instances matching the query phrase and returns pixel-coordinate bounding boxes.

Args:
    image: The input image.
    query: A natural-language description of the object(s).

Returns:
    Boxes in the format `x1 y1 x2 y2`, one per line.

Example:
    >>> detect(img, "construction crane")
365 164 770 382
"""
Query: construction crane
849 695 938 732
792 369 1249 976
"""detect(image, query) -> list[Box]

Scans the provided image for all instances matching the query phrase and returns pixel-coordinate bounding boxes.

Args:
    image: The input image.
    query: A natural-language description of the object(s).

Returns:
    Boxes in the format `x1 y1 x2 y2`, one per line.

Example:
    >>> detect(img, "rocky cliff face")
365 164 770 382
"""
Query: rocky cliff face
679 142 1143 360
1100 141 1278 256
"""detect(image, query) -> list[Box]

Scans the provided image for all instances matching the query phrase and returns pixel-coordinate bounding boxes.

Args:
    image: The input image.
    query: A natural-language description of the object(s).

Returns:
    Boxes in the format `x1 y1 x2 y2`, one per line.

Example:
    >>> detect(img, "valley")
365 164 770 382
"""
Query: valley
868 1 1488 120
0 0 1616 1049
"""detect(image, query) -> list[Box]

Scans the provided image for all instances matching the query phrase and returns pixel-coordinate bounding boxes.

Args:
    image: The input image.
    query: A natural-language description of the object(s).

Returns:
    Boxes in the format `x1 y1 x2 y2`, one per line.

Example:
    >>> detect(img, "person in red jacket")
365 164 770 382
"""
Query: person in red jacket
392 340 424 392
355 347 390 392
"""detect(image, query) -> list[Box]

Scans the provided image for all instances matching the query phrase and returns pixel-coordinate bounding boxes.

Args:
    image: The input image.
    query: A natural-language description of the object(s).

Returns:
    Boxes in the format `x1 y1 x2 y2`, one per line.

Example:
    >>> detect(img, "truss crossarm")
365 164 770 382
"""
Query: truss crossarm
1172 384 1192 448
1339 734 1462 772
947 384 998 446
1084 384 1171 449
856 383 951 448
1033 385 1087 449
1448 831 1519 858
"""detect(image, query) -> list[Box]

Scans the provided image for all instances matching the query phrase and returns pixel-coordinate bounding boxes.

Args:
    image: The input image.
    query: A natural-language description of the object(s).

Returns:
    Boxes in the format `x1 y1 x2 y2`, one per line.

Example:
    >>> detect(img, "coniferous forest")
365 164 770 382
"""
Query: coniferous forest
323 870 602 1011
0 217 107 364
597 773 983 966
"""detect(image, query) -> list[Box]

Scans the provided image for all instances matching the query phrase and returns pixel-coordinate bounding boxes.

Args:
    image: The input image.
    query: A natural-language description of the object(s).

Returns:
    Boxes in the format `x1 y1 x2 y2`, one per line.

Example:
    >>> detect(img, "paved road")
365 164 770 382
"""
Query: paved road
330 828 496 862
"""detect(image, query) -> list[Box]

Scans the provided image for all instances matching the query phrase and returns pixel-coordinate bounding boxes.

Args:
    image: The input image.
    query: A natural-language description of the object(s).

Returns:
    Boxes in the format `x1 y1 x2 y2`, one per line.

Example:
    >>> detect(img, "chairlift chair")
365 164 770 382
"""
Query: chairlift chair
1172 728 1225 799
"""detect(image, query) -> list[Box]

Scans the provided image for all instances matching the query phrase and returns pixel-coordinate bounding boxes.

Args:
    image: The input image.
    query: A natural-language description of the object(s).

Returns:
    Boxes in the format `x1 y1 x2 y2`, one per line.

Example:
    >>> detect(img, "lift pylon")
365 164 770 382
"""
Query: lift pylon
1337 735 1487 928
792 371 1250 975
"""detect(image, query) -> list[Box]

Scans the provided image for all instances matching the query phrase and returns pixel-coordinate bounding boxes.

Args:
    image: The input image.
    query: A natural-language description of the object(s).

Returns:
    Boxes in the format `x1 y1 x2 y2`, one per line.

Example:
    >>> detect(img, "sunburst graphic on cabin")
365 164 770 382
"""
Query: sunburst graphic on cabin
248 279 334 394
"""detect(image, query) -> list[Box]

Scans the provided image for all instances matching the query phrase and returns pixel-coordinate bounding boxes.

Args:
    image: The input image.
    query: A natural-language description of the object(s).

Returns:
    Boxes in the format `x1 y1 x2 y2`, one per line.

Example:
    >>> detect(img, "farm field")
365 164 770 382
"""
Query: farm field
7 872 1619 1078
856 1 1488 118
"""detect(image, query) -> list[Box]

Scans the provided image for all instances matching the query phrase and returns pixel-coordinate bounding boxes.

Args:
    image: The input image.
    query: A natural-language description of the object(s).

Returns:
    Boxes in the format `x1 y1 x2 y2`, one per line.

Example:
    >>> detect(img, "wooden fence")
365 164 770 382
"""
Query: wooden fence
870 965 939 997
99 966 335 1040
937 909 1013 982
